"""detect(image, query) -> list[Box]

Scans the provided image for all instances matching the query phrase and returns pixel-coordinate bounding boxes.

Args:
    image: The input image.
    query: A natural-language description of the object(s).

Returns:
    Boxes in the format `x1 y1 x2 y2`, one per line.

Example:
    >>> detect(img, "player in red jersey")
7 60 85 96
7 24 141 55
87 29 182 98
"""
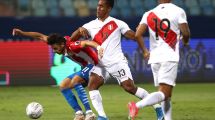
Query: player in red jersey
12 28 103 120
128 0 191 120
70 0 164 120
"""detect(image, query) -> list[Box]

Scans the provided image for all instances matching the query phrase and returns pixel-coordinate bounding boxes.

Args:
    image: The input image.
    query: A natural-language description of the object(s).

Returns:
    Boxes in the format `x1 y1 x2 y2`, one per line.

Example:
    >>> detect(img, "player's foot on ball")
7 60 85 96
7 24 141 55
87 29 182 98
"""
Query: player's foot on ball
74 111 85 120
155 107 165 120
85 110 96 120
97 116 108 120
128 102 138 120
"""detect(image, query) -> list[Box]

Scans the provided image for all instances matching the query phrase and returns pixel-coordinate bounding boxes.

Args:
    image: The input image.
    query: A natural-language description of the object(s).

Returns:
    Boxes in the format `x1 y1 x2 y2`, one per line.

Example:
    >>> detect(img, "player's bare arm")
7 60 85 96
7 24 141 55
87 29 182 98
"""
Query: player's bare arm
80 40 104 58
123 30 136 40
135 24 150 59
179 23 190 46
12 28 48 43
70 27 89 40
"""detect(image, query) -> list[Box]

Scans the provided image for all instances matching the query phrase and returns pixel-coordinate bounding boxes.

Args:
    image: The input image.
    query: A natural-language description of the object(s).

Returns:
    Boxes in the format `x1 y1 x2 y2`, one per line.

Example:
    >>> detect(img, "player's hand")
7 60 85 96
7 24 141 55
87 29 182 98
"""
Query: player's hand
180 36 190 47
79 27 89 39
143 49 150 60
97 46 104 59
183 42 189 47
12 28 23 36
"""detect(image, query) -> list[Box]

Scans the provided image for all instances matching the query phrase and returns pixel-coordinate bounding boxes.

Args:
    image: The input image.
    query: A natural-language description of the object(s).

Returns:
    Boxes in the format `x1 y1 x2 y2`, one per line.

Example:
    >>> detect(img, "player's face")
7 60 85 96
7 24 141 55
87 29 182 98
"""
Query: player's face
97 0 111 20
51 43 65 54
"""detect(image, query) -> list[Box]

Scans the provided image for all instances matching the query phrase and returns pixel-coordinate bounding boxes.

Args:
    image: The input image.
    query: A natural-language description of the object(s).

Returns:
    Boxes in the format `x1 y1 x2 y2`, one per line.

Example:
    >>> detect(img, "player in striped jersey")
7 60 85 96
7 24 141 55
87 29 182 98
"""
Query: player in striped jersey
12 28 103 120
128 0 190 120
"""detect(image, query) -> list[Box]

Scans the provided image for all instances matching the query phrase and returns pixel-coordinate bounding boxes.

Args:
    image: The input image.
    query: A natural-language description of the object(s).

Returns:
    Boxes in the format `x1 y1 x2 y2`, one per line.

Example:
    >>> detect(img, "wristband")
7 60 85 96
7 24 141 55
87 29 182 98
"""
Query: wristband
97 46 101 51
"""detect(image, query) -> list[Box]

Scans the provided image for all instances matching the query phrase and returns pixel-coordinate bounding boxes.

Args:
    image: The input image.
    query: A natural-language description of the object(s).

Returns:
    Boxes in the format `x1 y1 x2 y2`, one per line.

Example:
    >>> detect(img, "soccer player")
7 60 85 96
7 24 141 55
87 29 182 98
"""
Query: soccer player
128 0 191 120
12 28 104 120
70 0 164 120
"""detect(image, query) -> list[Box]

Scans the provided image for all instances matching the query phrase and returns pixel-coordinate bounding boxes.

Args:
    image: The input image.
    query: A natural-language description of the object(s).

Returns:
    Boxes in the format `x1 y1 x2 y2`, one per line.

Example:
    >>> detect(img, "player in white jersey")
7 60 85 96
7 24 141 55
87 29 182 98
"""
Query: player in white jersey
128 0 191 120
71 0 164 120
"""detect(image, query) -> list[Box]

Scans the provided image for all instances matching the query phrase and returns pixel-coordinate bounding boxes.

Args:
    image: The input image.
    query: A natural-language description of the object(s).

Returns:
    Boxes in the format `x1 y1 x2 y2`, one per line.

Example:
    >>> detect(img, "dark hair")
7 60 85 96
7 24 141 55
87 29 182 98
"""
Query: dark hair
47 33 66 45
105 0 114 9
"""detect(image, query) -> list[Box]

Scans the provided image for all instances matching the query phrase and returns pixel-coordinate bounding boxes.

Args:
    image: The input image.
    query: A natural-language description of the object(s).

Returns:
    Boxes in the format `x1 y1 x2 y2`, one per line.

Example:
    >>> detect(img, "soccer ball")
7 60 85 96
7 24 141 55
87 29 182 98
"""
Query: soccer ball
26 102 43 119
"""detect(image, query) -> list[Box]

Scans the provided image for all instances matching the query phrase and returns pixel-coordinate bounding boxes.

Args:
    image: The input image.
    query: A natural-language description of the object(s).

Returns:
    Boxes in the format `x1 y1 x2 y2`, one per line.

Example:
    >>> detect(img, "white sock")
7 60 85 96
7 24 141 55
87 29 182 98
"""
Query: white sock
135 88 162 109
161 99 172 120
89 90 106 118
136 91 165 108
153 103 162 109
135 87 149 99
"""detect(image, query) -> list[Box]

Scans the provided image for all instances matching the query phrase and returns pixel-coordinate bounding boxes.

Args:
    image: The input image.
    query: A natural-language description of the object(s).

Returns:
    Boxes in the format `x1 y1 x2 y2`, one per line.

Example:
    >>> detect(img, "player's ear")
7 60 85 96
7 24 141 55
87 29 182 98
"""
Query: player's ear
108 7 112 13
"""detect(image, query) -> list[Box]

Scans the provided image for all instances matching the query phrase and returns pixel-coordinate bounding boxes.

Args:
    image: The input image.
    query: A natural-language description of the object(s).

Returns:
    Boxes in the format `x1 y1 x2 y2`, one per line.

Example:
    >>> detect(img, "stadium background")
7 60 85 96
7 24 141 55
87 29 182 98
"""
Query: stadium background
0 0 215 86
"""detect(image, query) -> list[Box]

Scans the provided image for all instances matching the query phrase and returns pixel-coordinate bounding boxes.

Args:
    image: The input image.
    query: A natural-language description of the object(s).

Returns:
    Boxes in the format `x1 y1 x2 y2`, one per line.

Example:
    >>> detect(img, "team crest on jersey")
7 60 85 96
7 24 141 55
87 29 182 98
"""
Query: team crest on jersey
108 24 113 30
75 41 80 45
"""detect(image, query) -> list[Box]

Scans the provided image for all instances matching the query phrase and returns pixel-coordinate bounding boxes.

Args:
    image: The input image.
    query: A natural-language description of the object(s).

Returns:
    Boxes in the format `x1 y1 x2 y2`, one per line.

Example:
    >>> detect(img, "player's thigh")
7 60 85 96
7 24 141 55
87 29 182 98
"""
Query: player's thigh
151 63 161 87
59 77 73 90
76 64 94 87
88 65 109 90
90 64 110 83
108 60 133 84
60 64 93 89
60 72 80 89
158 62 178 86
70 75 86 87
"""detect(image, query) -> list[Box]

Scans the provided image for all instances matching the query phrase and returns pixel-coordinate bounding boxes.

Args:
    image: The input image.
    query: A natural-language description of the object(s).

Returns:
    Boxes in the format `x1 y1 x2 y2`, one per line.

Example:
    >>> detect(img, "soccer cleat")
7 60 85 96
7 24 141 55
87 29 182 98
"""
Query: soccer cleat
155 107 165 120
97 116 109 120
74 111 85 120
85 111 96 120
128 102 138 120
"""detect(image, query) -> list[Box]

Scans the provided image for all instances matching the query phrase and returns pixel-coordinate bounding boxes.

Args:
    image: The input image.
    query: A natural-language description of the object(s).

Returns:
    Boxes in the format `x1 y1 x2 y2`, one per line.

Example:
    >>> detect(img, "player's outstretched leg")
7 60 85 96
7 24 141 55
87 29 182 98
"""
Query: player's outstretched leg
134 87 164 120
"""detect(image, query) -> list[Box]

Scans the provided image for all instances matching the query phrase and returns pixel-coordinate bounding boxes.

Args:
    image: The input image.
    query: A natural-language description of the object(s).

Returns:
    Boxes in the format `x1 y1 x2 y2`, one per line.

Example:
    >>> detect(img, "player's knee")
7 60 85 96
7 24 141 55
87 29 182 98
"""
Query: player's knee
121 80 137 94
160 90 172 100
88 83 101 91
88 74 104 91
159 83 173 100
123 85 136 95
165 92 172 99
59 79 71 90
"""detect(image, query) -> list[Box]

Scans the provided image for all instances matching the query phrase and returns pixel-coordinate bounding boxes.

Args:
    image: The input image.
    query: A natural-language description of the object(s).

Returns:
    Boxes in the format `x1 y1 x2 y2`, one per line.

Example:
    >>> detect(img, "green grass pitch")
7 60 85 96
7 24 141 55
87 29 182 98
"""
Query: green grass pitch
0 83 215 120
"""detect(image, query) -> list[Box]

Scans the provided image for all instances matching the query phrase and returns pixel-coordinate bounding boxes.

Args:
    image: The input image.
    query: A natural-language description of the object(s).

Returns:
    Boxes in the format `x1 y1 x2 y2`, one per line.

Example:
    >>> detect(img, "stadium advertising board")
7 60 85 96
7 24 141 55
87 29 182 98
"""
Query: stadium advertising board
122 38 215 83
0 38 214 85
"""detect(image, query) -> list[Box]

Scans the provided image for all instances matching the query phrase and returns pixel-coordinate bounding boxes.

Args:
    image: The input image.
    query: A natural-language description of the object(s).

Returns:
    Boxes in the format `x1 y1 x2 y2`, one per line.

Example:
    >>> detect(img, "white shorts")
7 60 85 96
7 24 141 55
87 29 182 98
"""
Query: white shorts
91 59 133 84
151 62 178 87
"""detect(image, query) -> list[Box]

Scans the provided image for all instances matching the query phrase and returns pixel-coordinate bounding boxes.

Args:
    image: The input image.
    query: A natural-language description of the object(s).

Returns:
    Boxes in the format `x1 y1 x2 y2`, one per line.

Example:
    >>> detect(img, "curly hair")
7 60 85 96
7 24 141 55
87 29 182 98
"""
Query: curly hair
47 33 66 45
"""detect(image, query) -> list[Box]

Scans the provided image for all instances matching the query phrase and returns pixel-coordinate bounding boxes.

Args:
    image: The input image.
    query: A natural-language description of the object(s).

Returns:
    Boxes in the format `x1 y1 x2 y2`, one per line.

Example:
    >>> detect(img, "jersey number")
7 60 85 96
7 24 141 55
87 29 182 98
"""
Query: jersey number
153 18 170 40
118 69 126 77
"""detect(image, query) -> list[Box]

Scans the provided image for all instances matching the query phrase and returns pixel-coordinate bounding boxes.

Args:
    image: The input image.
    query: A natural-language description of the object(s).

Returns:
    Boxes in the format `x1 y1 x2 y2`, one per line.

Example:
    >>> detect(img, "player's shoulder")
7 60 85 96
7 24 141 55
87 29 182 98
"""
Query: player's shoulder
141 9 153 19
168 3 186 13
89 18 98 24
109 16 127 25
83 18 98 27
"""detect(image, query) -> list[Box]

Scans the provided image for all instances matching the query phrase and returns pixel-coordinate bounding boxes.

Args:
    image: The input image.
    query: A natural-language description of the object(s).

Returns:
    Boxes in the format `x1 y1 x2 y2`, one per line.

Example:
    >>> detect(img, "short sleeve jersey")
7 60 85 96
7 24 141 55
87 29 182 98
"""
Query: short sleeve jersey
82 16 130 66
140 3 188 63
64 36 98 67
